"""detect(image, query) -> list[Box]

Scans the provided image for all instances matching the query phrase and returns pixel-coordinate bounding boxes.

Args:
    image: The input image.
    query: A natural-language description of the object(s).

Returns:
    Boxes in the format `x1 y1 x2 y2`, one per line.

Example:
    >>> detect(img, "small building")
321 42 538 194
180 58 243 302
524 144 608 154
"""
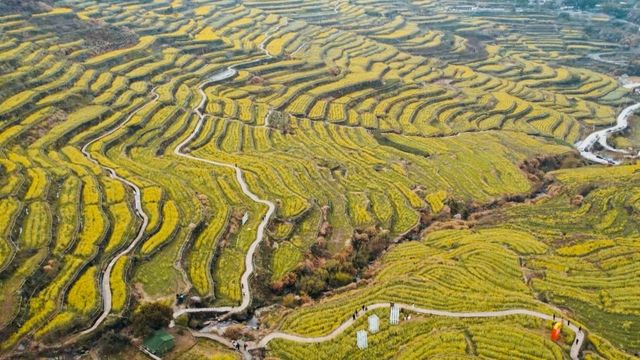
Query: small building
143 330 175 356
448 5 476 12
368 315 379 333
356 330 368 349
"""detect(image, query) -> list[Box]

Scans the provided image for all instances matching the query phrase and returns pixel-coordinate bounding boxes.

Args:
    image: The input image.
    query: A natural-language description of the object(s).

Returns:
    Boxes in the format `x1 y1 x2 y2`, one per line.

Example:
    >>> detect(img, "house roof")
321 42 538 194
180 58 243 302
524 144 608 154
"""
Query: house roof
143 330 175 354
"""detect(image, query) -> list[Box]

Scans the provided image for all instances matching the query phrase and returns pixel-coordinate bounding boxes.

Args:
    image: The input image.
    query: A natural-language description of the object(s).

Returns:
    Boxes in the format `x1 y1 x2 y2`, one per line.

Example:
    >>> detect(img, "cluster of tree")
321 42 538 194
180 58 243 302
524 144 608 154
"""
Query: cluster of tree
562 0 633 18
564 0 599 10
628 8 640 23
444 198 475 220
130 302 173 337
600 3 630 18
623 61 640 76
584 23 640 53
268 110 293 134
271 226 391 298
96 301 173 356
0 0 53 13
98 331 131 356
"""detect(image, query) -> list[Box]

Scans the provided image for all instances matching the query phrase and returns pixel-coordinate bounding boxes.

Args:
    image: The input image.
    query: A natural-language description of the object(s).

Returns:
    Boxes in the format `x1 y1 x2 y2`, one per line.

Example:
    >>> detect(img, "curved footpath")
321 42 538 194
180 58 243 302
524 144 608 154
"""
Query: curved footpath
173 77 276 316
255 303 586 359
192 303 585 360
579 53 640 164
77 89 159 336
576 88 640 165
173 21 285 319
587 52 626 66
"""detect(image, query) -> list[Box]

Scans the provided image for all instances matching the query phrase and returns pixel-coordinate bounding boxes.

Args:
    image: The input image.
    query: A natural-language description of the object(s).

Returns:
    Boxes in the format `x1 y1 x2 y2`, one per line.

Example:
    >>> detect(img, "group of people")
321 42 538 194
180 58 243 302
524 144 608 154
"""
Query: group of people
552 313 584 346
352 305 369 320
553 314 582 332
231 340 248 351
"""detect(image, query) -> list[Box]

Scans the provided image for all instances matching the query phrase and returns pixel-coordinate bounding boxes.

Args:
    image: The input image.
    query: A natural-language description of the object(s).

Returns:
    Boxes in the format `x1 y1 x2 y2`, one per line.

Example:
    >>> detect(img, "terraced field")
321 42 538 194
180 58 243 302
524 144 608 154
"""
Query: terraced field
267 162 640 359
0 0 638 359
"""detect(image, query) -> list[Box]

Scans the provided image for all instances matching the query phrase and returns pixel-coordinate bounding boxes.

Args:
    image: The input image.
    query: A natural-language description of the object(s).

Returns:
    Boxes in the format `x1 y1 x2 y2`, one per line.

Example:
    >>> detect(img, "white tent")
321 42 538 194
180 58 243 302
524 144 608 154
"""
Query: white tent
390 305 400 325
368 315 379 333
356 330 368 349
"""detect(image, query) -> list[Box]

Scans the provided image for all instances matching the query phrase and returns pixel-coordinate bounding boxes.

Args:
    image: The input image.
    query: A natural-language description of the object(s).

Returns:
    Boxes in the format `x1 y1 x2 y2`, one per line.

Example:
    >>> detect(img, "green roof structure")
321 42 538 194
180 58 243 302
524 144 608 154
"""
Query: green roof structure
143 329 175 356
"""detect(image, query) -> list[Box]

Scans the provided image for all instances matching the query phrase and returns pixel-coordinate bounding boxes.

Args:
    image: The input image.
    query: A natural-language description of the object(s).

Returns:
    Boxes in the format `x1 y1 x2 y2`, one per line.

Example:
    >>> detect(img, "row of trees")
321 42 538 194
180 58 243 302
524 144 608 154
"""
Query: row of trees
563 0 632 19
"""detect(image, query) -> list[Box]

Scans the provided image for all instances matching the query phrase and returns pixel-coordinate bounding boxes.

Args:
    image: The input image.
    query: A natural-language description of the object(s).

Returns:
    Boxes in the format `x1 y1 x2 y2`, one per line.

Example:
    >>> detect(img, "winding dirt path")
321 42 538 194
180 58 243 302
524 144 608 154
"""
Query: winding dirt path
577 52 640 164
77 89 159 336
173 21 285 319
248 303 585 360
575 91 640 165
173 89 276 316
588 52 626 66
